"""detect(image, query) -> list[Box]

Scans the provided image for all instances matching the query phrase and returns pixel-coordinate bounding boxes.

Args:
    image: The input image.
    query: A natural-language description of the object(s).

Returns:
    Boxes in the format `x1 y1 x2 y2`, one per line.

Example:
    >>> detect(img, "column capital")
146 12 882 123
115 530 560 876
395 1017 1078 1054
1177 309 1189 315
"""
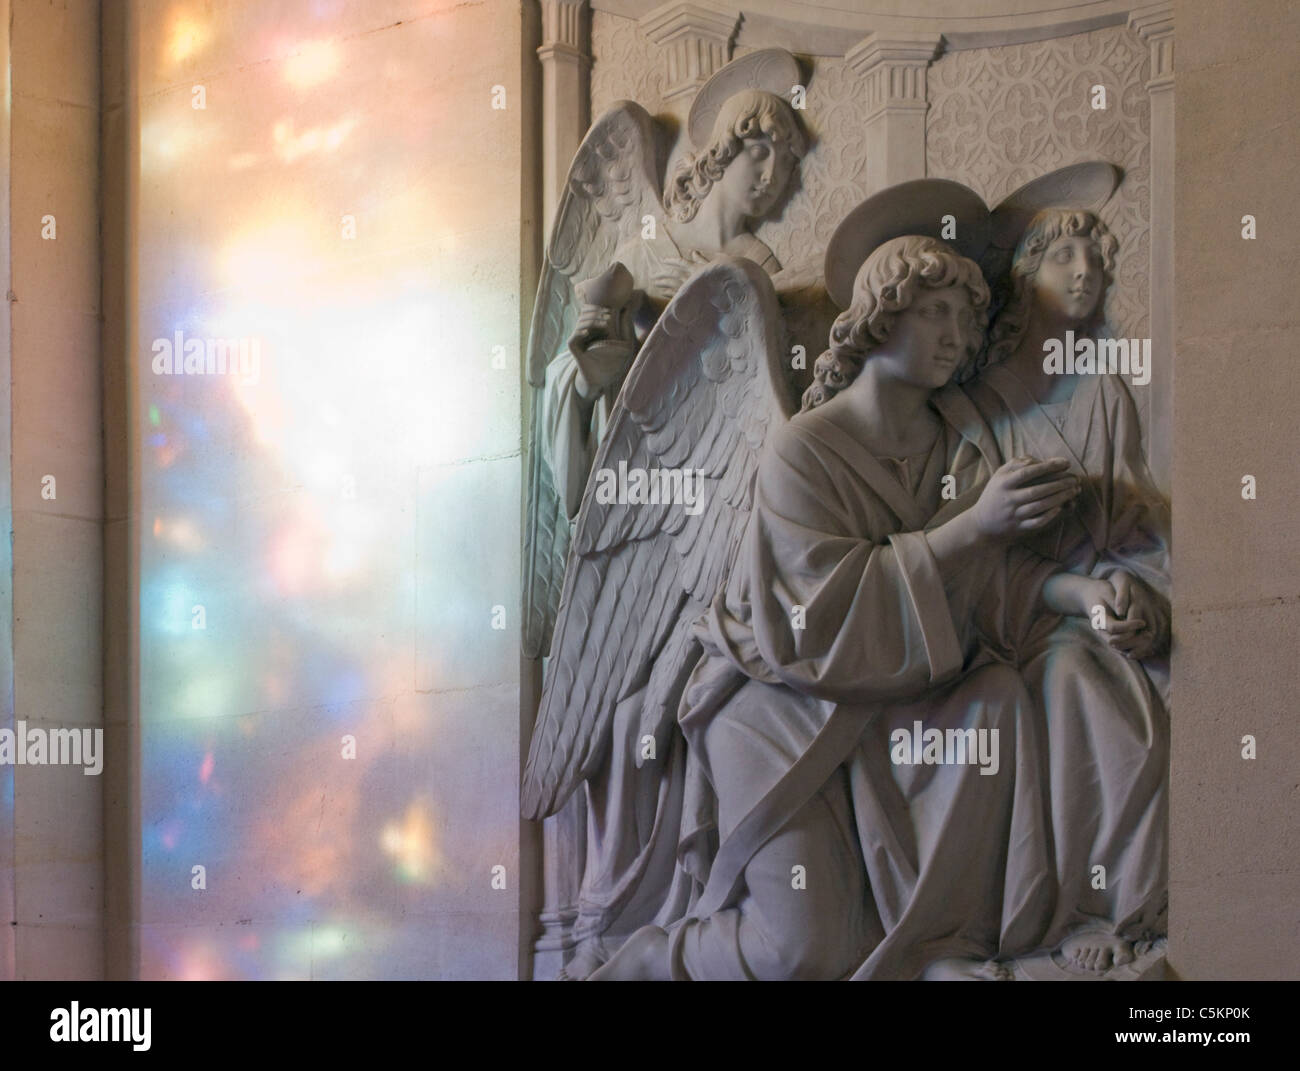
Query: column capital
538 0 590 66
1129 2 1174 93
639 1 738 101
845 30 942 120
537 0 591 234
539 0 588 48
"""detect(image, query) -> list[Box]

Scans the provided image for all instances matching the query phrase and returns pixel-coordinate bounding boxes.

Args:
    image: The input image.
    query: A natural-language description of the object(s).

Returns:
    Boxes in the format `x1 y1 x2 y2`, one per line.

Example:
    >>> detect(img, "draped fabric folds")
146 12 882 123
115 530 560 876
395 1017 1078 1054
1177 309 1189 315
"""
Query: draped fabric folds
966 366 1170 948
656 391 1063 979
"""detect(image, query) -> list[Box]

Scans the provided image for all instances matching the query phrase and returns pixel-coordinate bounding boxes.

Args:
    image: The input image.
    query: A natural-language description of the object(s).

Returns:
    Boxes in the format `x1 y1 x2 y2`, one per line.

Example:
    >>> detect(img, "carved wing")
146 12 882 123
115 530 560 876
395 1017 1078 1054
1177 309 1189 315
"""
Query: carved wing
523 100 664 660
522 257 796 820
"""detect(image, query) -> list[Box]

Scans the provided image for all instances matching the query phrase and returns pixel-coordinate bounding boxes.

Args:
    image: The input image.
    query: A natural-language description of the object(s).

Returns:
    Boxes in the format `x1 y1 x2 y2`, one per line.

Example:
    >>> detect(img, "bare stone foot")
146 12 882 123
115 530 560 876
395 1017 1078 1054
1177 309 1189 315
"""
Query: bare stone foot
1060 931 1135 973
556 937 609 981
588 926 671 981
922 957 1012 981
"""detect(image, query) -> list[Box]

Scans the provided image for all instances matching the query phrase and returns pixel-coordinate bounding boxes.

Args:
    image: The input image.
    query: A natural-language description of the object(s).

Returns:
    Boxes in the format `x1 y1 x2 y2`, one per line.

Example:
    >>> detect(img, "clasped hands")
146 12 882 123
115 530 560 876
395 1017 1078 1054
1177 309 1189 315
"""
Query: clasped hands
970 456 1167 660
1056 569 1169 661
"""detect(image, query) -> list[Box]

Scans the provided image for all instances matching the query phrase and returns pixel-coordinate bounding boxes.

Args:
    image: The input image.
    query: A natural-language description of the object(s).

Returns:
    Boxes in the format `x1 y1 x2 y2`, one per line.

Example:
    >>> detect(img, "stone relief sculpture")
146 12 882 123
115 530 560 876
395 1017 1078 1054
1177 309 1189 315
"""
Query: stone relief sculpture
577 184 1080 980
524 0 1173 981
527 173 1171 980
524 48 807 660
523 255 797 975
521 49 809 978
965 182 1171 974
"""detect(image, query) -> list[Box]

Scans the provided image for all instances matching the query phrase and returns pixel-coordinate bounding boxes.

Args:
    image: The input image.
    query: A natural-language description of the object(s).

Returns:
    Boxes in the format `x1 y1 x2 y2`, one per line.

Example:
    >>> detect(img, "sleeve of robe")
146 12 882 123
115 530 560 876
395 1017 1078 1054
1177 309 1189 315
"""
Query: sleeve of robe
540 350 611 522
705 419 971 706
1092 375 1171 602
930 435 1065 662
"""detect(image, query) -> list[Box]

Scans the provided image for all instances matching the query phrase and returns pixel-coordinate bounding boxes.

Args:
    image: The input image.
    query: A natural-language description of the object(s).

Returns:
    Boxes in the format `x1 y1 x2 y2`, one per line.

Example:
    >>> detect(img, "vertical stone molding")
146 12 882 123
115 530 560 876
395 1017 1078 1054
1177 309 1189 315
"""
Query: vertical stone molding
639 1 738 103
537 0 591 232
1130 2 1174 92
534 2 592 974
1130 1 1174 490
846 31 941 193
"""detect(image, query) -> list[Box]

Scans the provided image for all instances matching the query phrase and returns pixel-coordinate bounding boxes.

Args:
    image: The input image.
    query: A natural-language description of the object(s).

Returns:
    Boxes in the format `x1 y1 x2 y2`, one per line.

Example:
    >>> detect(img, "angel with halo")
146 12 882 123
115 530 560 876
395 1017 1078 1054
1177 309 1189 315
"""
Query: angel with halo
964 164 1171 976
530 180 1119 981
521 50 808 979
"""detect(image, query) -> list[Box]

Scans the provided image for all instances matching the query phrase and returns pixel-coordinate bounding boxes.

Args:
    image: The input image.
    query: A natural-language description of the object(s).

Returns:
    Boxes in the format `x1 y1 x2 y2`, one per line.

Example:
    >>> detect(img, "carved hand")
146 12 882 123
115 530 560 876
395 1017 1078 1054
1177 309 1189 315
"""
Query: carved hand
646 257 694 303
1042 573 1153 657
972 457 1081 542
570 301 637 399
1108 569 1170 659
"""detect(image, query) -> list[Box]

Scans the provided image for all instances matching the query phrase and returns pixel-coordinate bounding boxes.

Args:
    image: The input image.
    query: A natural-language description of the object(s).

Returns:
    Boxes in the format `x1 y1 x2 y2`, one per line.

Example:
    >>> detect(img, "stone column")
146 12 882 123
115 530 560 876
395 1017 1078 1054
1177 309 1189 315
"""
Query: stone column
639 0 738 103
845 31 942 195
1129 1 1174 493
537 0 591 234
530 0 594 983
4 0 106 980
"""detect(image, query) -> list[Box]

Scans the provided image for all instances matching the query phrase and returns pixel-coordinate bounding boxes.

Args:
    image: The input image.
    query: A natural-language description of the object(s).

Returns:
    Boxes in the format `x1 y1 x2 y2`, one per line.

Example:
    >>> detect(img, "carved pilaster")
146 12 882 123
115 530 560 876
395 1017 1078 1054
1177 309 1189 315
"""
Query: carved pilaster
537 0 591 234
533 0 593 978
845 31 941 193
639 1 738 102
1129 1 1174 490
1129 2 1174 93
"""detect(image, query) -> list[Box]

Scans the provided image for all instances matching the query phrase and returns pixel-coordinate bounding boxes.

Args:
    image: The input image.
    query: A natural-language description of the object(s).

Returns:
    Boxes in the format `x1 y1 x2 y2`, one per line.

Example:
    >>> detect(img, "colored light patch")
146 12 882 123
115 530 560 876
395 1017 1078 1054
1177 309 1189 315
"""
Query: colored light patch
137 2 519 981
283 40 340 89
380 800 439 885
165 12 209 66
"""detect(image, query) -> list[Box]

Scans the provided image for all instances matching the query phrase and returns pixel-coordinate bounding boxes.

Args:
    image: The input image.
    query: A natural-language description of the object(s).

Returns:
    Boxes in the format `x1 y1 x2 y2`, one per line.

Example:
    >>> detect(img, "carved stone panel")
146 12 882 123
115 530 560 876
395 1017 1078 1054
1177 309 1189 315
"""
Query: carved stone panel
928 25 1153 431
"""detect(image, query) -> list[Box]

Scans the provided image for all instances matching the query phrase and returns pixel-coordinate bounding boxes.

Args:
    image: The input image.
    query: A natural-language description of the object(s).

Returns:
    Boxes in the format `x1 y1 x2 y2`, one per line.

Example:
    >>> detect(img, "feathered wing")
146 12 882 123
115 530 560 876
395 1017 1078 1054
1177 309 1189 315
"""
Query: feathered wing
523 101 663 660
522 257 796 820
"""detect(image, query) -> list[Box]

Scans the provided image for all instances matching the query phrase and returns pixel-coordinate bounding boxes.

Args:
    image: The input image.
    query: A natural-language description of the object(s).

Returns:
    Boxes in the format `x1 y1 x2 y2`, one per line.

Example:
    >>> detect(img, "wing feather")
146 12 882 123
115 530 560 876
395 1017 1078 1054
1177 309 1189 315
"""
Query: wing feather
522 101 661 659
522 257 796 820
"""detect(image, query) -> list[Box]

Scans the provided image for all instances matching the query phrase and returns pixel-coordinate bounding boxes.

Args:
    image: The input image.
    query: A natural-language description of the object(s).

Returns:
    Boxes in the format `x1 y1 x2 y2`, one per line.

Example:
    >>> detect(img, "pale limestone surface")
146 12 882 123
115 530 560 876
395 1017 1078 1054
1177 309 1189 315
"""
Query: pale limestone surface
1168 0 1300 981
5 0 105 981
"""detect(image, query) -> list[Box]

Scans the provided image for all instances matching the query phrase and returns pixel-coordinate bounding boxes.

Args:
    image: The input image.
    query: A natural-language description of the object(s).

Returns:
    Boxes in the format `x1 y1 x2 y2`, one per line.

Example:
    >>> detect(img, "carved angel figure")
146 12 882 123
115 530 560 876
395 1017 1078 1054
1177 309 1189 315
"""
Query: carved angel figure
531 178 1104 980
523 255 797 976
966 193 1171 974
524 49 807 661
522 51 807 979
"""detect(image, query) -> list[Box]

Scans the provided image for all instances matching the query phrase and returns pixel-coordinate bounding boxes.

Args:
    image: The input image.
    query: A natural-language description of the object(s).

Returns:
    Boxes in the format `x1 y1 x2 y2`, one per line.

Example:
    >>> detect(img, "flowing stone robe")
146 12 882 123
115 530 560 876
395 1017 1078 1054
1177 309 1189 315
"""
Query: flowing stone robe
658 388 1061 980
965 365 1170 947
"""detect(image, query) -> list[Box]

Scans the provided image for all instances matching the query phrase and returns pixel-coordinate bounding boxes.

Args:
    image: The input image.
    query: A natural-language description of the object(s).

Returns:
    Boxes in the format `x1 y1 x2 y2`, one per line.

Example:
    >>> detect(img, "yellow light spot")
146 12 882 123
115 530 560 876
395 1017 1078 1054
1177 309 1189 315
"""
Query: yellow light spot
380 800 440 884
284 41 339 90
166 13 209 66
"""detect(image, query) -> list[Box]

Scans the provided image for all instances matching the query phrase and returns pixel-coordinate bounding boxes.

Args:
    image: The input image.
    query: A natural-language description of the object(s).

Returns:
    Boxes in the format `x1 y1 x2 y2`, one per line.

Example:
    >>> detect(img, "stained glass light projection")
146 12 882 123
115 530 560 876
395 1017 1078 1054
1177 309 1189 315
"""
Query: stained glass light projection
136 0 524 979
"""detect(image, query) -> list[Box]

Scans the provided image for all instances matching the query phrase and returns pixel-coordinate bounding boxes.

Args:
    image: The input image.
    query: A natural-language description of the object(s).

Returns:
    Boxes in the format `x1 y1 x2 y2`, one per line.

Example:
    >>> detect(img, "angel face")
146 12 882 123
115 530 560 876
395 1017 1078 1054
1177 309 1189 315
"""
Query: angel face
874 284 978 391
715 133 798 220
1031 234 1105 326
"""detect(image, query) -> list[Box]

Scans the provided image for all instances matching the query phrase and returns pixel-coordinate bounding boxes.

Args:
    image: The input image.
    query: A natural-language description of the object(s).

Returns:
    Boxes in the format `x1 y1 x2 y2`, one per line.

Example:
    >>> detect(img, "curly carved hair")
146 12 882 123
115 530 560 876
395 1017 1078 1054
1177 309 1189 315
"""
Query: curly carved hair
663 89 806 223
801 235 990 412
978 207 1119 374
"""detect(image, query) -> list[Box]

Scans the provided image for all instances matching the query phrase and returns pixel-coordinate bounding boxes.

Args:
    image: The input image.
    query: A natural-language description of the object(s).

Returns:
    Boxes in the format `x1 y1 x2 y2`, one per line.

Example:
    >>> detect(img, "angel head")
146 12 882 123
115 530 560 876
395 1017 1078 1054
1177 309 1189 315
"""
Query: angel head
984 207 1118 367
802 235 990 411
663 89 806 227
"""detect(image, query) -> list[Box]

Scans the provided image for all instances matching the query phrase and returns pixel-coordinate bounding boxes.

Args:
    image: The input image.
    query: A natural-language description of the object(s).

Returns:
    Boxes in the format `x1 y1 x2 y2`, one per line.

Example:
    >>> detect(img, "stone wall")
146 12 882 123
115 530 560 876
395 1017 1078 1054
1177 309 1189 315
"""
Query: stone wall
1 0 106 981
109 0 533 980
1168 0 1300 980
